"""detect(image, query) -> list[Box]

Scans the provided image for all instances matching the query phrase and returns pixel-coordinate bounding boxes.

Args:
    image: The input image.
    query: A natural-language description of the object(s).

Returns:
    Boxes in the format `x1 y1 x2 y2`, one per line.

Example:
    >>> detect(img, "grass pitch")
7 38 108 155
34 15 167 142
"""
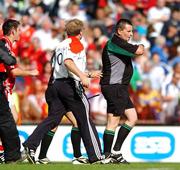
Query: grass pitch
0 163 180 170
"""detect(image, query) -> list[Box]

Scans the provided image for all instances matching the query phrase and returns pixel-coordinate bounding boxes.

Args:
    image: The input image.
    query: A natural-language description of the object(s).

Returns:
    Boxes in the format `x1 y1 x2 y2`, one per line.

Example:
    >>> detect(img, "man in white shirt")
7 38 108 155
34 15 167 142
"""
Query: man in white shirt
23 19 103 164
147 0 171 35
53 19 103 163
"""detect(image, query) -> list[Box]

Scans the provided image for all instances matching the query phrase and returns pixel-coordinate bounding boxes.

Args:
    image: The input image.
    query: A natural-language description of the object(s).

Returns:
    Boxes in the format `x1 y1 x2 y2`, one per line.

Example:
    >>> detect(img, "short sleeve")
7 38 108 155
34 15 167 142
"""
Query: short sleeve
63 47 76 62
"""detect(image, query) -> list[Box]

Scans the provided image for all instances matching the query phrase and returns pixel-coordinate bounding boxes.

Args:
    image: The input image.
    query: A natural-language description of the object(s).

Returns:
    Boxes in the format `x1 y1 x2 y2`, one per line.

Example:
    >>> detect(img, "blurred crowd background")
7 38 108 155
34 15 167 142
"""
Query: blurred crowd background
0 0 179 125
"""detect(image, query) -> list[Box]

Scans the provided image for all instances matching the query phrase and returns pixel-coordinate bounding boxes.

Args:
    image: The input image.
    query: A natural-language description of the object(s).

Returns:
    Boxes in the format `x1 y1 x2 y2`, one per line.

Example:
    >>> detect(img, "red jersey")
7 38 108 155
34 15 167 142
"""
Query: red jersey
0 36 13 72
3 65 16 96
0 36 16 96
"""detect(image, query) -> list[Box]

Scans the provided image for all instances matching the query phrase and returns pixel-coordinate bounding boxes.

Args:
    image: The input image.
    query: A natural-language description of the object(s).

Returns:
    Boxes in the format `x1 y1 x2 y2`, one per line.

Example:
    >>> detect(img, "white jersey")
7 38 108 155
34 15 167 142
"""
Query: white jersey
52 38 86 81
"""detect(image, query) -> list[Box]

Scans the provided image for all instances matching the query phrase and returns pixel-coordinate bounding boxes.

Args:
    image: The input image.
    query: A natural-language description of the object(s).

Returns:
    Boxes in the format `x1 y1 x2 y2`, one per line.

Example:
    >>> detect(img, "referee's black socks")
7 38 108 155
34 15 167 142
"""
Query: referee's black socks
38 130 55 159
103 129 115 156
113 123 132 152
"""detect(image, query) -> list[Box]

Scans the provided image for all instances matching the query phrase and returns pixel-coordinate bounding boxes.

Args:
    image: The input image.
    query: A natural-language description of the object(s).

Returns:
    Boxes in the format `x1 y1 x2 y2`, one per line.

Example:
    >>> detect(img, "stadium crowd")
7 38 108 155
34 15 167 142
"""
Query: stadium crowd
0 0 179 125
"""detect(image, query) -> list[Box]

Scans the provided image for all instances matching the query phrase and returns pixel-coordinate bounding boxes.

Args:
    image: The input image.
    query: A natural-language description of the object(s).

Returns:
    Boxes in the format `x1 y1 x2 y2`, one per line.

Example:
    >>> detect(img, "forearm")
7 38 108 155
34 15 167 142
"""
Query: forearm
162 96 174 102
11 68 34 76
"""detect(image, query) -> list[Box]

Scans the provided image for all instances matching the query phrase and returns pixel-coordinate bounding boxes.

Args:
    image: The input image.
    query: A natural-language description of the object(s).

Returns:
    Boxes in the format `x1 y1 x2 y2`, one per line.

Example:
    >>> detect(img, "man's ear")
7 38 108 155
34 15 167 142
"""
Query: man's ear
117 28 121 36
10 29 15 36
79 31 83 39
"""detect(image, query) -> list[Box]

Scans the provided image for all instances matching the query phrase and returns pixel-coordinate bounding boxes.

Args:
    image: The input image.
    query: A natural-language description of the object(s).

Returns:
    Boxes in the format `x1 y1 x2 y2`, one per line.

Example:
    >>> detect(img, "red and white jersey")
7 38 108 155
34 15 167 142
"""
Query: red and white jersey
53 37 86 81
3 65 16 96
0 36 16 96
0 36 14 72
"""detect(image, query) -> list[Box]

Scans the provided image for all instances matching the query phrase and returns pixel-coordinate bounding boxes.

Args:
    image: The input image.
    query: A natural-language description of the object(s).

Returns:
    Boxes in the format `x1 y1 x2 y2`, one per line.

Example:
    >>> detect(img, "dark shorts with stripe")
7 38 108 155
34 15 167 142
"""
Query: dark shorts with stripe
101 84 134 116
45 84 69 116
52 78 102 162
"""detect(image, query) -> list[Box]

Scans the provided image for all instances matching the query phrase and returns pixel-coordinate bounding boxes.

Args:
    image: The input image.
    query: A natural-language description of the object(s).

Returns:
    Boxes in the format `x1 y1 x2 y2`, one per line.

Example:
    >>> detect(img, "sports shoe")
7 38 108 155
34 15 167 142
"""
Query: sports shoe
5 155 24 164
72 156 89 164
21 149 28 162
24 147 36 164
0 152 5 164
101 153 112 164
110 153 129 164
36 157 50 164
91 156 109 164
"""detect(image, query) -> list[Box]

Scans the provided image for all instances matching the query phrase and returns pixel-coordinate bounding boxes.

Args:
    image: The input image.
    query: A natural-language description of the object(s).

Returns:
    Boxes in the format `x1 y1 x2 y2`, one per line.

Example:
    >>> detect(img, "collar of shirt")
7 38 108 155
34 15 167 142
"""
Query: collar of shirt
111 34 127 46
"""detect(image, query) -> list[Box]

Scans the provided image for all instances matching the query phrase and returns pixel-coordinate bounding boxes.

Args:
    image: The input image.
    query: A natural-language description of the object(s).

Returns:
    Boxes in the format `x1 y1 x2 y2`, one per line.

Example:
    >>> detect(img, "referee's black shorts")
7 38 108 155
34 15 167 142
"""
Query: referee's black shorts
101 84 134 116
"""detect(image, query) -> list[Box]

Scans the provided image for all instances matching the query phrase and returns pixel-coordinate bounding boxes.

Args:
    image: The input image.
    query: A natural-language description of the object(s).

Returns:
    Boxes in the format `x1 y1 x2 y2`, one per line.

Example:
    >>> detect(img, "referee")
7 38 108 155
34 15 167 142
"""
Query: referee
100 19 144 163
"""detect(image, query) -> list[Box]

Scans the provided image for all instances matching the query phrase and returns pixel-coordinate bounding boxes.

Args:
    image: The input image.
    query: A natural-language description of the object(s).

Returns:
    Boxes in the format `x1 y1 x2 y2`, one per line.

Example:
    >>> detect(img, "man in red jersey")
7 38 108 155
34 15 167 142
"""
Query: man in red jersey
0 19 21 164
0 19 38 164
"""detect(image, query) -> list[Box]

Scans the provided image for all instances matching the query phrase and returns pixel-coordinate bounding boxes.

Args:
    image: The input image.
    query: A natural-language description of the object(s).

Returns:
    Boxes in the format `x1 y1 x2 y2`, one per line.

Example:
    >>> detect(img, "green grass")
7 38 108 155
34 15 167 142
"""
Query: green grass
0 163 180 170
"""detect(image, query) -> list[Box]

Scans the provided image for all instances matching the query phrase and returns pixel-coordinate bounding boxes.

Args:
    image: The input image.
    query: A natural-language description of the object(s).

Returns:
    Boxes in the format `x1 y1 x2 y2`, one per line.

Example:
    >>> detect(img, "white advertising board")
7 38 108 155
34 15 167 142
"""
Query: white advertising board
17 126 180 162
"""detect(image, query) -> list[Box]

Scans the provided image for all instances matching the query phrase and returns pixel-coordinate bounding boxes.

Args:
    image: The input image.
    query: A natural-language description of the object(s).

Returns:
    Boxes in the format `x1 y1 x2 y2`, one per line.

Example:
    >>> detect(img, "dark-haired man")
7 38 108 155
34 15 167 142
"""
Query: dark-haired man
0 19 21 163
100 18 144 163
0 19 38 164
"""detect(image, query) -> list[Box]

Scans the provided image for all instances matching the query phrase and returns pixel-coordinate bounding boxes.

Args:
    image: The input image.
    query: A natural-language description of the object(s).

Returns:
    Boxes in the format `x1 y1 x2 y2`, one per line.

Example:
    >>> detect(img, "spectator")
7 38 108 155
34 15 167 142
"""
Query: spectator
161 72 180 124
39 61 52 86
147 0 171 35
164 61 180 87
169 46 180 66
32 16 54 50
6 5 20 20
146 24 158 49
151 36 168 63
14 12 35 58
136 79 162 121
149 53 170 91
161 8 180 38
58 1 88 22
21 78 47 124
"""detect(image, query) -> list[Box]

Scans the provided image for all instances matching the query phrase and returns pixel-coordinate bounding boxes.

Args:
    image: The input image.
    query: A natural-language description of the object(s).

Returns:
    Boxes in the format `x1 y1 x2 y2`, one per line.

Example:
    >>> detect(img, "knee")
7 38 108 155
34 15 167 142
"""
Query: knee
125 108 138 126
127 115 138 126
71 119 78 128
106 118 119 131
